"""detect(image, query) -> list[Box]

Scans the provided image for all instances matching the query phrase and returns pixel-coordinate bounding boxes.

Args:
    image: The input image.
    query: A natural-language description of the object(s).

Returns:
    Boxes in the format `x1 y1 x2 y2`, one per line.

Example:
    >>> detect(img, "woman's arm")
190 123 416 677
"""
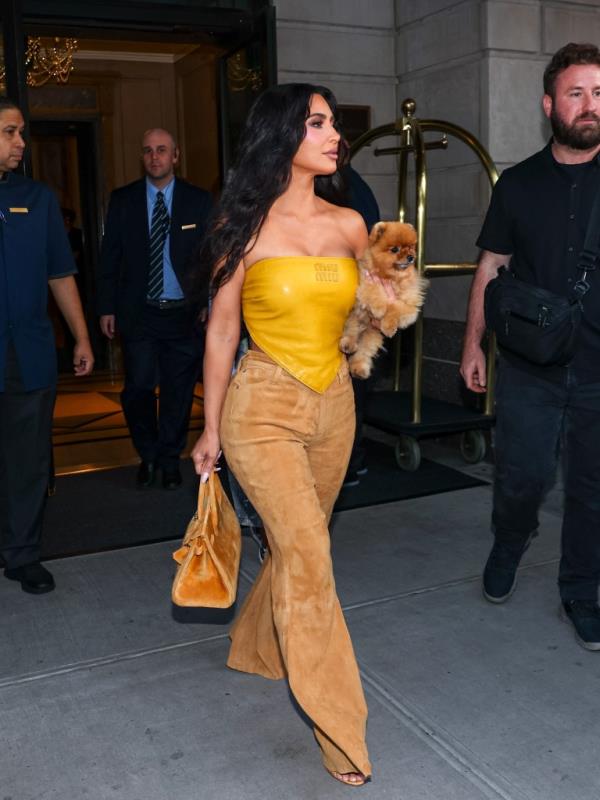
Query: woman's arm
338 206 369 259
340 207 396 307
352 216 369 259
49 275 94 376
191 261 244 479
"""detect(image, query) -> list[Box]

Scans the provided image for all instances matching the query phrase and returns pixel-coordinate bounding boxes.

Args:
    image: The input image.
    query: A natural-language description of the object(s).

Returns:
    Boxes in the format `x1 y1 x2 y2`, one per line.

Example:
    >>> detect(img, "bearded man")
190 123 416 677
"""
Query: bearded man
460 43 600 651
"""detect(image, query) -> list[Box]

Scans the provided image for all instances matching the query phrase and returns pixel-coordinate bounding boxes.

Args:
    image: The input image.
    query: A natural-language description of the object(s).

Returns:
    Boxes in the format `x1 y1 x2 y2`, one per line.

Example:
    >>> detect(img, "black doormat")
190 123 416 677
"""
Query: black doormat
334 438 487 512
41 439 487 560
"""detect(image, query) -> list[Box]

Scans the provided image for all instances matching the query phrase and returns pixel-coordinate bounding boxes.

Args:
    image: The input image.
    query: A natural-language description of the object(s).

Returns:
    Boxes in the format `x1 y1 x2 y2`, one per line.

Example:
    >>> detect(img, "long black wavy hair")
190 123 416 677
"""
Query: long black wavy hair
196 83 349 298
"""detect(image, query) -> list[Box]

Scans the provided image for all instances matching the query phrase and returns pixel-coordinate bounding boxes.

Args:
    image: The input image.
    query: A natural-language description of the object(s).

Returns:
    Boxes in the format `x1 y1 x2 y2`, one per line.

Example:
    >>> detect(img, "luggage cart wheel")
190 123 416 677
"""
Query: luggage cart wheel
460 429 486 464
395 435 421 471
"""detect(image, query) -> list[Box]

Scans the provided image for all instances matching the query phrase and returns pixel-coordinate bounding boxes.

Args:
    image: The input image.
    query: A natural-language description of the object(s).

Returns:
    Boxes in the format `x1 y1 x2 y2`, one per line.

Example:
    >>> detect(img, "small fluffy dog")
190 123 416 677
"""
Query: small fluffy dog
340 221 428 379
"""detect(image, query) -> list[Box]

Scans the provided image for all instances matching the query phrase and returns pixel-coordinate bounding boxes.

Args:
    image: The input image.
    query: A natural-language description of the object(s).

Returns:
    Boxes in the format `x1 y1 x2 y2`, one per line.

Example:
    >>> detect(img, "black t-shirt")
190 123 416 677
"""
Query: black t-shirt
477 141 600 380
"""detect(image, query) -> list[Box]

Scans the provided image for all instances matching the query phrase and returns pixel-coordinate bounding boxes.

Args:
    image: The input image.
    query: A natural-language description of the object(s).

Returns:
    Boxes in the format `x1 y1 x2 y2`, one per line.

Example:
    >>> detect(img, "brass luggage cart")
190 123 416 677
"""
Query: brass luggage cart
350 99 498 471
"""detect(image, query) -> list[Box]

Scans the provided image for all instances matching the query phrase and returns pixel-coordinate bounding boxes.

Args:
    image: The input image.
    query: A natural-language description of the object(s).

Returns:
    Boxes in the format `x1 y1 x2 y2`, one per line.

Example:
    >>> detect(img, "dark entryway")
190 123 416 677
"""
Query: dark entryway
1 0 276 370
30 119 102 369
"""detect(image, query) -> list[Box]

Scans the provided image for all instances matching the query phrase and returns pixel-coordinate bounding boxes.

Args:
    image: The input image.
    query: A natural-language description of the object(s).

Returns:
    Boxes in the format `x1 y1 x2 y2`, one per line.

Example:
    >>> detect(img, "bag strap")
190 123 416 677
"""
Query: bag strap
572 180 600 301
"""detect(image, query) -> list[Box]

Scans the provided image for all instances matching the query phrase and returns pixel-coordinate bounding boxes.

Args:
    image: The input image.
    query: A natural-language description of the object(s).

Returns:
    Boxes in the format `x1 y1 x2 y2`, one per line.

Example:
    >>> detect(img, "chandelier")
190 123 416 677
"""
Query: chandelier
0 36 78 90
226 52 262 93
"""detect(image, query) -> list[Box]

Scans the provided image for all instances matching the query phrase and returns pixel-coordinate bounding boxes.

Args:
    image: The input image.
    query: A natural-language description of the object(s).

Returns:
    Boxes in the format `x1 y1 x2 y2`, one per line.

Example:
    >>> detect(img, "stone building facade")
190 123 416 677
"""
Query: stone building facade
274 0 600 402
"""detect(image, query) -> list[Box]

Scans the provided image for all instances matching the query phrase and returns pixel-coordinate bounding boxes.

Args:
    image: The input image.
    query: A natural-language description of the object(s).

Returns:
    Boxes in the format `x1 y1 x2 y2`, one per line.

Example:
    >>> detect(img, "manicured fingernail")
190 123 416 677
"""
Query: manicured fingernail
201 472 209 483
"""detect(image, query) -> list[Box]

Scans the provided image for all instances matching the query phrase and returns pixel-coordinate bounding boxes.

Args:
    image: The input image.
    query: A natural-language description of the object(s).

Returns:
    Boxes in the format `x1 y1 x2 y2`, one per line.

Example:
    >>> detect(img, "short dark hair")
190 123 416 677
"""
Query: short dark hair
0 96 20 115
543 42 600 98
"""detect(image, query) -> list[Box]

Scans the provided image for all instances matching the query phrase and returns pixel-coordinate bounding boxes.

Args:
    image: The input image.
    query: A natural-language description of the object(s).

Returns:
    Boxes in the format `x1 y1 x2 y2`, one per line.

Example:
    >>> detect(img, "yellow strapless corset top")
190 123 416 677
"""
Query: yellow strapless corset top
242 256 358 393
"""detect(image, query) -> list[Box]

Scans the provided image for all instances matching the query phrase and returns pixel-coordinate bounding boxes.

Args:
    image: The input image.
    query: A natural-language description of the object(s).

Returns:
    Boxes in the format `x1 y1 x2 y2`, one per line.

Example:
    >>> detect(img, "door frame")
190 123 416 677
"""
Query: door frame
217 4 277 175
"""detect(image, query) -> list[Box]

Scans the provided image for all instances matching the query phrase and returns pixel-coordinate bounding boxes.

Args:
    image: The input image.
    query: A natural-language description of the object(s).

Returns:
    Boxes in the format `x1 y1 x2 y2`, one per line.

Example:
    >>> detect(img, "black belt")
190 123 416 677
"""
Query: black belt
146 298 187 309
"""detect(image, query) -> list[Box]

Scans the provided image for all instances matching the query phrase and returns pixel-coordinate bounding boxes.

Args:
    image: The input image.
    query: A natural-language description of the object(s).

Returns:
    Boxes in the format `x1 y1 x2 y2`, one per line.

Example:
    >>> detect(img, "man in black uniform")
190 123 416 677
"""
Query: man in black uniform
98 128 211 489
461 43 600 651
0 98 94 593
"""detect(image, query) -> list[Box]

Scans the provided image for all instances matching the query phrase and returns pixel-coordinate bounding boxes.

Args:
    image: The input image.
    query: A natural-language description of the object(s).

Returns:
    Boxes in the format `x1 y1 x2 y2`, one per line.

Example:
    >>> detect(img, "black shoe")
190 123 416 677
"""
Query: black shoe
560 600 600 651
249 526 268 564
162 465 182 490
4 562 55 594
482 535 533 603
136 460 156 488
342 470 360 489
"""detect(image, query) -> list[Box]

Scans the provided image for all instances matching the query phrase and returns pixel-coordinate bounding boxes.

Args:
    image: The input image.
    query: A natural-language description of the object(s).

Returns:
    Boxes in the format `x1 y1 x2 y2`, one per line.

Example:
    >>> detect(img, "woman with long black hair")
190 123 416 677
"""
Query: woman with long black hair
191 83 371 786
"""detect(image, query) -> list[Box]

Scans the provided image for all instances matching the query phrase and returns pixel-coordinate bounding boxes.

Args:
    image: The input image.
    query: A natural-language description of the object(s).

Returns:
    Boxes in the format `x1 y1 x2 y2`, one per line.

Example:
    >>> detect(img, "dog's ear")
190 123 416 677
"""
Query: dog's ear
402 223 418 246
369 221 387 244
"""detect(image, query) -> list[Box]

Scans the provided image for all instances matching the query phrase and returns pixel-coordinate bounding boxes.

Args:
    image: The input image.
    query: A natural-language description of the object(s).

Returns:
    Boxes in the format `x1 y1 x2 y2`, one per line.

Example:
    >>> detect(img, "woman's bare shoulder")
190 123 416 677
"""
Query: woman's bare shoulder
316 200 366 235
329 205 368 256
330 204 364 228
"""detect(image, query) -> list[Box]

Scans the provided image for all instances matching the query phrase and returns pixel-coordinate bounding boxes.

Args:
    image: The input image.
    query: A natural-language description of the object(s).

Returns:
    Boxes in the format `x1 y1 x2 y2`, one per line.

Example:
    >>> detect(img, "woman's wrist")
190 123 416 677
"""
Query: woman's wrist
202 420 220 436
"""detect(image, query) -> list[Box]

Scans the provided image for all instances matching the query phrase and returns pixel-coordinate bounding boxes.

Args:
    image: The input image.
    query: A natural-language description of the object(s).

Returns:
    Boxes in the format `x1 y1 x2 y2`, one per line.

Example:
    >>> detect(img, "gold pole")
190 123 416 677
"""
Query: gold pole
410 103 428 424
424 262 477 276
392 102 413 390
397 117 410 223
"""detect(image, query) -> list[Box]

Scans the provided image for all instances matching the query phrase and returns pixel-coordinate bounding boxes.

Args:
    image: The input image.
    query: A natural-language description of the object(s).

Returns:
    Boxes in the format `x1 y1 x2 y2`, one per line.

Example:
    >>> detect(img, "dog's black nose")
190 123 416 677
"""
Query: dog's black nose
407 255 414 263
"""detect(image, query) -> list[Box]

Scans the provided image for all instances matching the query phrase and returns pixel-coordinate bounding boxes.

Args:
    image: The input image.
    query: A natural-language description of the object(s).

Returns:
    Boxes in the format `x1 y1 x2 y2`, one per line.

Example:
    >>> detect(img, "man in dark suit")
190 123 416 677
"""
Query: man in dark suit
97 128 211 489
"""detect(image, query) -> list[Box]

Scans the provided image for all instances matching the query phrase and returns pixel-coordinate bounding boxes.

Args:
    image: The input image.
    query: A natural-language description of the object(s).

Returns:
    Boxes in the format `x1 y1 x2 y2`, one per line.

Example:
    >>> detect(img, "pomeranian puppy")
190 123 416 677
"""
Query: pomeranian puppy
340 221 428 378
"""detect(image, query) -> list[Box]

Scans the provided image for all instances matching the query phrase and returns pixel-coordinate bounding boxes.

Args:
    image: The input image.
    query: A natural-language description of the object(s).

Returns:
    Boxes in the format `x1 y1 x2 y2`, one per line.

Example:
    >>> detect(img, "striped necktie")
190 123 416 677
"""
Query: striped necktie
147 190 170 300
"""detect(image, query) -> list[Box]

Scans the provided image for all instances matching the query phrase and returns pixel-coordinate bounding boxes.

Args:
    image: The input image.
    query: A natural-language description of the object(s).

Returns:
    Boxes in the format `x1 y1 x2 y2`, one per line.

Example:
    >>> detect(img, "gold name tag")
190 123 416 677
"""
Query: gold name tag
181 223 196 230
9 207 28 213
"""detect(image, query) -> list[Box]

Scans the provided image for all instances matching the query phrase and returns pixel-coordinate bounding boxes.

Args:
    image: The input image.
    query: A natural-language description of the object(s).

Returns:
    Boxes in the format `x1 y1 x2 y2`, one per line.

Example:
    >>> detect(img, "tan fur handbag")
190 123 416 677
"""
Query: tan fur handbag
171 472 241 607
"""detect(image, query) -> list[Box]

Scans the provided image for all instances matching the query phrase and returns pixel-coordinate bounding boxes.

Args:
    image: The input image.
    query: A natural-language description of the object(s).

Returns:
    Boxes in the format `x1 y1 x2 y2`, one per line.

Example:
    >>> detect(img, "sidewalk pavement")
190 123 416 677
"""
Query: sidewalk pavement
2 443 598 800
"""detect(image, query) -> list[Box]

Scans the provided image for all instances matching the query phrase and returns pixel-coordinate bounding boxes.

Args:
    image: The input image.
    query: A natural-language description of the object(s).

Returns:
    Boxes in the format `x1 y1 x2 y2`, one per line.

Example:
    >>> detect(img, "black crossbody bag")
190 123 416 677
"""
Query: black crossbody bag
484 186 600 367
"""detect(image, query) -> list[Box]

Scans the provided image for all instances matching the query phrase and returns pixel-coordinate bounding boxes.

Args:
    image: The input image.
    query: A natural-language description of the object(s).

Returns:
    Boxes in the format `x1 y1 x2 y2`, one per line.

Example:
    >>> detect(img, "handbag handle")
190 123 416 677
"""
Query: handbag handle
197 472 220 531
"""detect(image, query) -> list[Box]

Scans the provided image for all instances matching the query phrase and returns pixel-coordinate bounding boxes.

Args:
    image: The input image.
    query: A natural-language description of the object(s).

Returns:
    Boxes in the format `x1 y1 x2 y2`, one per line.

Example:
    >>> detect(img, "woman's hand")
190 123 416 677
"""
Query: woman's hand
365 270 395 330
364 270 396 300
191 429 222 483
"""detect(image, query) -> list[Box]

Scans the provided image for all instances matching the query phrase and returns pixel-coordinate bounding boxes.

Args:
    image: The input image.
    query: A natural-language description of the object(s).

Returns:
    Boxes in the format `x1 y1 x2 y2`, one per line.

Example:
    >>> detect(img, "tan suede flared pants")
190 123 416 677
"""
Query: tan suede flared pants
220 350 371 777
